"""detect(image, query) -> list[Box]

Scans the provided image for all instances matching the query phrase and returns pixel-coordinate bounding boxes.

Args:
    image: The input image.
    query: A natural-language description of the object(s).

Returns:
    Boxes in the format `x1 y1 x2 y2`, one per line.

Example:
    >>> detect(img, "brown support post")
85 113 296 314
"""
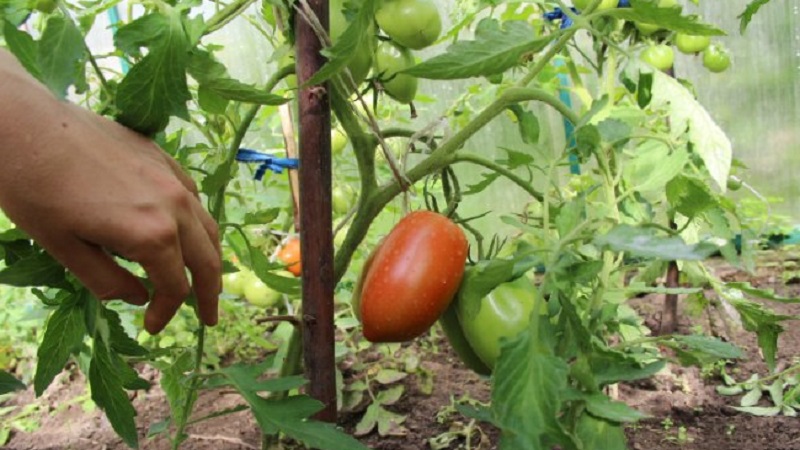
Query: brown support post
295 0 337 422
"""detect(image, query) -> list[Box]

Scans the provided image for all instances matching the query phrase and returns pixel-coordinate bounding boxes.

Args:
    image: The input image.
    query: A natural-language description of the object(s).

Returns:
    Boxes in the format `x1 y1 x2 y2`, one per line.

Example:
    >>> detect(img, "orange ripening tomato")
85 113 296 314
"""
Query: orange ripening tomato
354 211 469 342
277 236 302 277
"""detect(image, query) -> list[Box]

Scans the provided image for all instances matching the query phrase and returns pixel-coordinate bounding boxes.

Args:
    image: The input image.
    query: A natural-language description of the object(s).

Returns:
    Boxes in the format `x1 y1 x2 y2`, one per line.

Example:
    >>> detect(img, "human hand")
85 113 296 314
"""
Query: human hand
0 49 221 334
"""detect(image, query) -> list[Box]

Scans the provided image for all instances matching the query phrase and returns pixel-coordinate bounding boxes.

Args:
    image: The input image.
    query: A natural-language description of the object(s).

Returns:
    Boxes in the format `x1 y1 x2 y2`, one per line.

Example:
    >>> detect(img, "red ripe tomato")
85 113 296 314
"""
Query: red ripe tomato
277 236 302 277
355 211 469 342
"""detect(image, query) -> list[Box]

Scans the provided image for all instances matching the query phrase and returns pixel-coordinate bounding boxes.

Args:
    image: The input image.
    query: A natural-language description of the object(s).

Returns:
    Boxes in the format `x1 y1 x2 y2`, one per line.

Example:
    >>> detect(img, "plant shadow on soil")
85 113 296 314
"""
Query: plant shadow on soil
5 254 800 450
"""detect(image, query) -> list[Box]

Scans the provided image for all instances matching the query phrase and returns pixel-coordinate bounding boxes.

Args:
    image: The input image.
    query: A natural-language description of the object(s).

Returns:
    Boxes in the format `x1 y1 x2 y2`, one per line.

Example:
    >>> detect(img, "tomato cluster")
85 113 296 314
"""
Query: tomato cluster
223 268 283 308
329 0 442 104
569 0 731 74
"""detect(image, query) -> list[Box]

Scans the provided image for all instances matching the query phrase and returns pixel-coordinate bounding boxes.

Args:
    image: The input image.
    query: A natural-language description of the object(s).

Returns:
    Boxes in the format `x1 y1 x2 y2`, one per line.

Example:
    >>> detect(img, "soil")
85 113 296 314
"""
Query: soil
4 251 800 450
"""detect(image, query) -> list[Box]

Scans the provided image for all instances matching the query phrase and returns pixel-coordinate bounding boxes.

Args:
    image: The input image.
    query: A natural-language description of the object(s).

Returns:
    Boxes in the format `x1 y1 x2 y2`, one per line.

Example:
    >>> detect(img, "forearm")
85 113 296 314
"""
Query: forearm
0 48 65 145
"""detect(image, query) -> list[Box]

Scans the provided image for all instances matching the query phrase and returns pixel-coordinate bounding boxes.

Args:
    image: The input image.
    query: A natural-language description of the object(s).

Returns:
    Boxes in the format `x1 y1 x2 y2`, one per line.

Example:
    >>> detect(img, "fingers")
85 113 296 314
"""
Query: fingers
181 203 222 327
42 236 149 306
137 223 193 334
133 197 221 334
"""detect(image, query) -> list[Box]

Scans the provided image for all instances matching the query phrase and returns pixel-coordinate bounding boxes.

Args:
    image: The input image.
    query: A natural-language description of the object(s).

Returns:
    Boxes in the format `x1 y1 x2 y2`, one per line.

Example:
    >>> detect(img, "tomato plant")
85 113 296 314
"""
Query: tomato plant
354 211 468 342
703 43 732 72
2 0 781 448
374 0 442 50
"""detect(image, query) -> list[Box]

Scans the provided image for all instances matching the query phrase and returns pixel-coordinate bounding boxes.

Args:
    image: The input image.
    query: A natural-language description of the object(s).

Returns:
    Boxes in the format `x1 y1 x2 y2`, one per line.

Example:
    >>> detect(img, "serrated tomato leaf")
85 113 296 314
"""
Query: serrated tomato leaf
608 0 725 35
594 224 718 261
738 0 771 33
584 394 648 422
34 291 87 395
405 19 550 80
492 318 577 449
38 15 86 98
115 10 191 135
89 336 139 449
0 250 66 288
3 21 41 79
222 365 369 450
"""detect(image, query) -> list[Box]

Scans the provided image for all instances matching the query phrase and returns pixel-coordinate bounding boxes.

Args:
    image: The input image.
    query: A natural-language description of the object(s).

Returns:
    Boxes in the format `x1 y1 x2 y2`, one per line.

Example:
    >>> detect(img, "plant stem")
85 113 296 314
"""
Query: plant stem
451 152 545 202
204 0 259 36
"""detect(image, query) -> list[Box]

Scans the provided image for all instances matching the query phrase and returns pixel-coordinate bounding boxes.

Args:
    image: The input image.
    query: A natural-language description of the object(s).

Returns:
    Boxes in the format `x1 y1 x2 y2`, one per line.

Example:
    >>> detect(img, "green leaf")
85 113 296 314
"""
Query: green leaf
114 13 169 56
304 0 375 86
636 71 653 108
576 414 628 450
223 366 369 450
115 10 191 135
507 105 539 144
374 369 407 385
89 336 139 449
159 350 195 442
243 208 282 226
591 351 666 386
646 69 732 190
34 291 87 395
594 225 718 261
728 298 793 371
738 0 771 33
623 142 689 194
734 405 782 416
492 319 576 449
0 250 66 288
666 175 718 219
608 0 726 35
37 15 86 98
728 282 800 304
200 78 288 106
3 21 41 79
584 394 648 422
404 19 550 80
105 307 148 357
0 370 25 394
218 364 307 392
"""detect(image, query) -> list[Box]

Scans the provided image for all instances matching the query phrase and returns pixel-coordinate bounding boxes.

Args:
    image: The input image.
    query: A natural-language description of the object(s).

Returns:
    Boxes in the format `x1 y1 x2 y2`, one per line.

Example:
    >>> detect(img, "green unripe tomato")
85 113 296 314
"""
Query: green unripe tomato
331 127 347 155
640 44 674 71
702 44 731 73
374 42 418 104
675 33 711 54
375 0 442 50
332 184 355 215
457 275 539 369
243 276 282 308
223 270 248 296
727 177 742 191
573 0 617 11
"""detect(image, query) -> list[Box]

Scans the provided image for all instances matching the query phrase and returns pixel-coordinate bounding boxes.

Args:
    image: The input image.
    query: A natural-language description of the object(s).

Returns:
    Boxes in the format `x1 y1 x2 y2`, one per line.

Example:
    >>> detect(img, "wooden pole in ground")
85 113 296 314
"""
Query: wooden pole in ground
294 0 337 421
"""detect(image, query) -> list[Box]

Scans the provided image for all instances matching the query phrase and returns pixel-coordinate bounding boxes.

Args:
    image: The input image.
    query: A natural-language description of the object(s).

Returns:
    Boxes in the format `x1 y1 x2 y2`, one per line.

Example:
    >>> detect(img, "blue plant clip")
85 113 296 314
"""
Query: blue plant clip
543 7 579 29
236 149 299 181
544 1 631 29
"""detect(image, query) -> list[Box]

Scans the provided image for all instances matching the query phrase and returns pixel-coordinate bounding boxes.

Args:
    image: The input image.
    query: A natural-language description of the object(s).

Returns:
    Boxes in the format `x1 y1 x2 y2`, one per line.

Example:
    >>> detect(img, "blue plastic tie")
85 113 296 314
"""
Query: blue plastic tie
236 149 299 180
544 1 632 29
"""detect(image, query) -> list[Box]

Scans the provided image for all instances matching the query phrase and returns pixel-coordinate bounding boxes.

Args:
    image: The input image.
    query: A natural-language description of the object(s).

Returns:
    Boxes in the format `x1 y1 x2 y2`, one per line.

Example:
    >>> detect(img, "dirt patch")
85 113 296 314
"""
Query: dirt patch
5 255 800 450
